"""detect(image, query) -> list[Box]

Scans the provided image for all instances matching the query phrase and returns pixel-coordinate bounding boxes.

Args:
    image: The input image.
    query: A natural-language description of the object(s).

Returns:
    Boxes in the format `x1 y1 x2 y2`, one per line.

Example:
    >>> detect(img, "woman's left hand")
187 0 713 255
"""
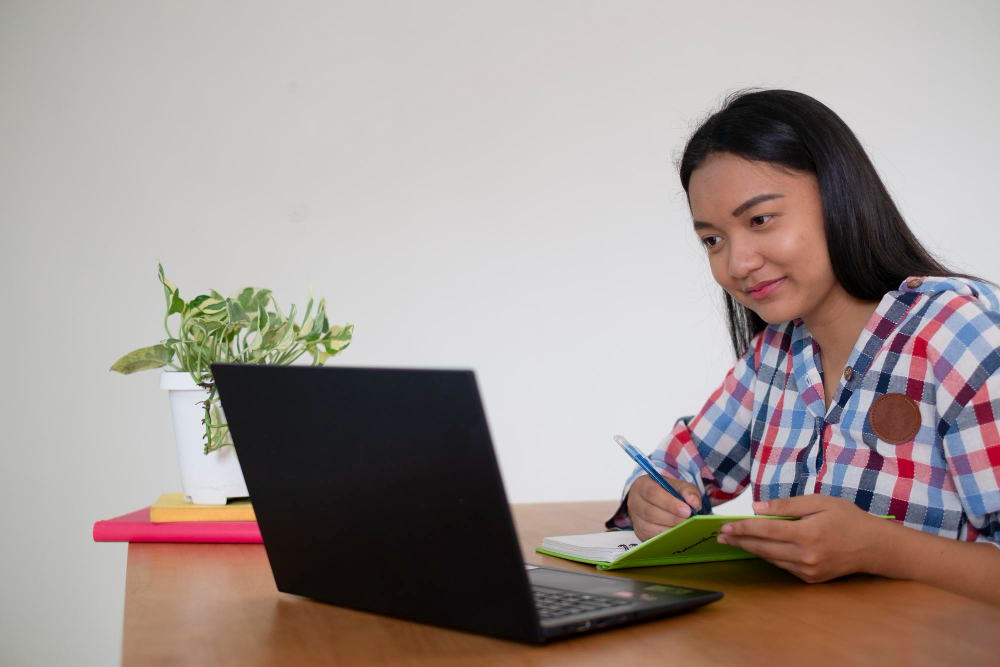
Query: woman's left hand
717 495 886 583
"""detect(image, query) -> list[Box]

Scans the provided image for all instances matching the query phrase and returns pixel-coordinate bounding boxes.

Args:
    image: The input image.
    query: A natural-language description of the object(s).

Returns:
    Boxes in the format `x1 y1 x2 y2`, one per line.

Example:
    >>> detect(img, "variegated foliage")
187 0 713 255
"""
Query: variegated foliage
112 263 353 453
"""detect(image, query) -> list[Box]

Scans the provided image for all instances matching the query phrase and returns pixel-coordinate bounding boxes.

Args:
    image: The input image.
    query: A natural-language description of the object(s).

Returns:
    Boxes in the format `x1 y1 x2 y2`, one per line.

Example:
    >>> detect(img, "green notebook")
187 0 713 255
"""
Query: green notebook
536 515 795 570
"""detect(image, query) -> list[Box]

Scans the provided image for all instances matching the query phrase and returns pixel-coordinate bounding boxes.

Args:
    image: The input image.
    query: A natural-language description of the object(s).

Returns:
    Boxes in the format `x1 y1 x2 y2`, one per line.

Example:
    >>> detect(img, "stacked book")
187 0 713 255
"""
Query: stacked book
93 493 262 543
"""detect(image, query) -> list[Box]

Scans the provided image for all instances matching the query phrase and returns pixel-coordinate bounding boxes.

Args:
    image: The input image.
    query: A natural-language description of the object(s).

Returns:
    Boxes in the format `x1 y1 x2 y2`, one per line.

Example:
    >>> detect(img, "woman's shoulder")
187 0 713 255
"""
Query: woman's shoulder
897 275 1000 312
898 274 1000 360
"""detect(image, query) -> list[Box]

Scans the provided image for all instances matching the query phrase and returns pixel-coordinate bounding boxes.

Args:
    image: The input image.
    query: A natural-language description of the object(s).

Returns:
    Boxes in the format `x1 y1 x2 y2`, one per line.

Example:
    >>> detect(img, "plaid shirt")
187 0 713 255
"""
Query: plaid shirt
608 276 1000 548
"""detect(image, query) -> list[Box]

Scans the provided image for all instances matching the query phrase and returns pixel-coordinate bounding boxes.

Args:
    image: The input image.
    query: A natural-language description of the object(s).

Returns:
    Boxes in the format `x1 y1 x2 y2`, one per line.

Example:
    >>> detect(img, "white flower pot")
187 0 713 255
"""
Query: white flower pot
160 371 248 505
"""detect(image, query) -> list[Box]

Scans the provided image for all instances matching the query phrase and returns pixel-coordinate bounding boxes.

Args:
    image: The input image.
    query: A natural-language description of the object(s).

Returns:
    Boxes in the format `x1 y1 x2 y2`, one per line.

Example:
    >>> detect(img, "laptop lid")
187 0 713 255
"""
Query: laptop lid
212 364 544 643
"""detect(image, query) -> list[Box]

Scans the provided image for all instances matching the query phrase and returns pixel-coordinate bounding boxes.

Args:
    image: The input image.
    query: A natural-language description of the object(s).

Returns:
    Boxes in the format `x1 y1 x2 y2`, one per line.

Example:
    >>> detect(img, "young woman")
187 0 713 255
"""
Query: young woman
608 89 1000 605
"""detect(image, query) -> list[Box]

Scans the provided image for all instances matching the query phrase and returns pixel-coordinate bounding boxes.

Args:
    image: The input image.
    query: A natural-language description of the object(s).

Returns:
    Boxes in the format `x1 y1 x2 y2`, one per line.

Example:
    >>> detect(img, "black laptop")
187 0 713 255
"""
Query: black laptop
212 364 722 644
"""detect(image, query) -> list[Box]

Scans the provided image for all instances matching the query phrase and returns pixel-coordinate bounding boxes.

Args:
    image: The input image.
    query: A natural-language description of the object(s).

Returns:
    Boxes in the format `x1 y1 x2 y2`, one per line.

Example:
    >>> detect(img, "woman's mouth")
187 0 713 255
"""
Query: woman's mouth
747 278 785 301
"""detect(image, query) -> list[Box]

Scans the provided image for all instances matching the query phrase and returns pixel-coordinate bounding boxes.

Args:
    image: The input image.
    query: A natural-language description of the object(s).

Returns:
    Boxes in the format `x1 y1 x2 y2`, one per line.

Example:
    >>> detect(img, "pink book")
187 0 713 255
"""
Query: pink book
92 507 262 543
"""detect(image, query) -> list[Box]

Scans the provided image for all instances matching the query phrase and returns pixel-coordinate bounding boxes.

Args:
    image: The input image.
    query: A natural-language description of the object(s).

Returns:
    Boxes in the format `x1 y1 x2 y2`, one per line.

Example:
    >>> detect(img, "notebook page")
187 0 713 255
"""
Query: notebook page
540 531 640 561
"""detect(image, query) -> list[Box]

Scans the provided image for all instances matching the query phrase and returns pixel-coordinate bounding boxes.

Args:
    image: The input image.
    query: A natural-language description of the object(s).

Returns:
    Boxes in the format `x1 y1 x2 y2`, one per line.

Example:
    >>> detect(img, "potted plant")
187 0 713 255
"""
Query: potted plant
111 263 353 504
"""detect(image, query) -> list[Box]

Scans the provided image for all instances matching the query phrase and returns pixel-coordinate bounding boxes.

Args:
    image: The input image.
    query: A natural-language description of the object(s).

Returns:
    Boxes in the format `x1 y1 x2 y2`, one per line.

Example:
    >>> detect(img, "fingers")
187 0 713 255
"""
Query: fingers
718 534 801 563
658 475 703 512
719 517 826 580
673 482 703 513
631 514 673 542
721 517 801 542
637 475 701 518
632 489 690 527
627 474 705 542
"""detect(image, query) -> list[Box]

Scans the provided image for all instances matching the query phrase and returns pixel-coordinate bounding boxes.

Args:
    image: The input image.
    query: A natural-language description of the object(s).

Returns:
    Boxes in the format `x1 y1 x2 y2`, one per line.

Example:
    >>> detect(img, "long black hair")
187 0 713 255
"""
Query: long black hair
678 88 990 361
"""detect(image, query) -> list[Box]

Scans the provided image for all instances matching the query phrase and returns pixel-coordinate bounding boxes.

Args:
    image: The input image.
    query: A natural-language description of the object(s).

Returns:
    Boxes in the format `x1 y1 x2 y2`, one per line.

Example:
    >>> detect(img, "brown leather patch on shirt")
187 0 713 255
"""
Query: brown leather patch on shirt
868 393 921 444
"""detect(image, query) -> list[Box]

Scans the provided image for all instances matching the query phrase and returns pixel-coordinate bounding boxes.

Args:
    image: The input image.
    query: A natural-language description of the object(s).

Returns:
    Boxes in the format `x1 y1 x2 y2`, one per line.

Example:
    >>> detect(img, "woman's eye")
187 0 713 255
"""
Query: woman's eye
701 236 721 248
750 214 773 227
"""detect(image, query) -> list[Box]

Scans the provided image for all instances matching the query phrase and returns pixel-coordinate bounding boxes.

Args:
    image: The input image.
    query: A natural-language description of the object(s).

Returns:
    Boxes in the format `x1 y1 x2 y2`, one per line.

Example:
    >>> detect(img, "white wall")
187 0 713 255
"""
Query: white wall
2 0 998 664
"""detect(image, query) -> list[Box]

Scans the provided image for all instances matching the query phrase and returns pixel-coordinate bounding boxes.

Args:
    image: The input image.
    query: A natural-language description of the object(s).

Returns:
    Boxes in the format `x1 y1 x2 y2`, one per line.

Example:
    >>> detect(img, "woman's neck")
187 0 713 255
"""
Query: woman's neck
801 286 881 364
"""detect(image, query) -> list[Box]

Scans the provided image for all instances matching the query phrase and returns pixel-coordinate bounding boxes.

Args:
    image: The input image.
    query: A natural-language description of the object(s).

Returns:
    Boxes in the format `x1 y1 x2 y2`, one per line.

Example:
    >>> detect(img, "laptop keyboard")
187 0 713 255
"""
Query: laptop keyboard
532 586 631 619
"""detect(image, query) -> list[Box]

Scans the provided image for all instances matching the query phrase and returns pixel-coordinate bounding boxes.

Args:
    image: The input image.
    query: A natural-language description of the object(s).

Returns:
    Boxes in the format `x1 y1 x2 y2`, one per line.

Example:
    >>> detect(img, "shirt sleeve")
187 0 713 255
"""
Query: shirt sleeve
932 301 1000 545
606 329 764 530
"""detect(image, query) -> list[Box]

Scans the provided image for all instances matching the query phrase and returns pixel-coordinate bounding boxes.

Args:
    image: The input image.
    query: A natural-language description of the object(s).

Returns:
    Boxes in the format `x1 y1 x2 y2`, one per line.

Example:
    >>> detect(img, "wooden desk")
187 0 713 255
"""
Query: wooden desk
122 501 999 666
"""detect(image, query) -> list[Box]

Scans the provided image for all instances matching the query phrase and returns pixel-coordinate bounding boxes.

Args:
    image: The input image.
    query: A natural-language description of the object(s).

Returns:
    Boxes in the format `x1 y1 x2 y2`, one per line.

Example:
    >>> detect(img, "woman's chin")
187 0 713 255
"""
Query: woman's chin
728 289 797 325
744 302 795 325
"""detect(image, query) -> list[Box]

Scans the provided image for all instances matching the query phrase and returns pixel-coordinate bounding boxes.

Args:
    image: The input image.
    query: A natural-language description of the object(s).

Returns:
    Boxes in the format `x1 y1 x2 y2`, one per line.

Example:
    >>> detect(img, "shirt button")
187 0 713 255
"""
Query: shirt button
906 278 923 288
843 367 853 381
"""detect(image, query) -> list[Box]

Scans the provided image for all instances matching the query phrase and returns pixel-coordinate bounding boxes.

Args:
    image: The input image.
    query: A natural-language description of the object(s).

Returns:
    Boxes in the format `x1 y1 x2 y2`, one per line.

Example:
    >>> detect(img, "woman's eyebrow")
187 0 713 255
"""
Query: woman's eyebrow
693 193 785 229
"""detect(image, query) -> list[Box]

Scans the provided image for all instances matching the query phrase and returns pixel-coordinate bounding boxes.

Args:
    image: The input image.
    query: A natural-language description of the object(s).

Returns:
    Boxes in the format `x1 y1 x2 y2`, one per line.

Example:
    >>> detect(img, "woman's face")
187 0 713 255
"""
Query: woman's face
687 152 837 325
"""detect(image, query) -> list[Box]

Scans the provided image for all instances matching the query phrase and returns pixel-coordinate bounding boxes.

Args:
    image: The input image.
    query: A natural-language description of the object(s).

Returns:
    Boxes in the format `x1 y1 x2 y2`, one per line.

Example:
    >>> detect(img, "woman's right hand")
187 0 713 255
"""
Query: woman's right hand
626 474 703 541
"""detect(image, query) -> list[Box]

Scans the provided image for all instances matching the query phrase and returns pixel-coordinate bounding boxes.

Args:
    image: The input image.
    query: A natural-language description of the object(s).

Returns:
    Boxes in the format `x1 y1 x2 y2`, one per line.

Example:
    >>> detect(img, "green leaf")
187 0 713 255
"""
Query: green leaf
309 299 327 336
313 323 352 363
300 285 315 327
201 319 226 334
157 263 177 299
168 291 184 315
245 329 263 352
254 290 271 324
319 323 353 357
275 304 297 350
189 296 226 316
260 321 284 348
226 298 250 325
110 344 173 374
188 294 211 310
329 322 354 341
157 264 184 315
236 287 255 312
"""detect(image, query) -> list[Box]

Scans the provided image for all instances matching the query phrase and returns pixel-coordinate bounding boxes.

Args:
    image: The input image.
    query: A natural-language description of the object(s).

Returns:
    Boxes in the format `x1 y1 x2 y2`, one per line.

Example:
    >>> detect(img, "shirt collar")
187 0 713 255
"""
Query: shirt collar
790 288 921 421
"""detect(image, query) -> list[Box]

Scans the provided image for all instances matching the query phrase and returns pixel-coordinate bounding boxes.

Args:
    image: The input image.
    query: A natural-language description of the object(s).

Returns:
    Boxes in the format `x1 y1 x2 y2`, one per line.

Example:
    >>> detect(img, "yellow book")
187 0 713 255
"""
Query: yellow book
150 493 256 523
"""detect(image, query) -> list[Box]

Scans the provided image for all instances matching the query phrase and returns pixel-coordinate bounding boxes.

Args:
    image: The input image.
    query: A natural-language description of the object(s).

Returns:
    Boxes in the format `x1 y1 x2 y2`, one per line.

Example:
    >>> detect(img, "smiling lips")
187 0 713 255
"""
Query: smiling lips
746 278 785 300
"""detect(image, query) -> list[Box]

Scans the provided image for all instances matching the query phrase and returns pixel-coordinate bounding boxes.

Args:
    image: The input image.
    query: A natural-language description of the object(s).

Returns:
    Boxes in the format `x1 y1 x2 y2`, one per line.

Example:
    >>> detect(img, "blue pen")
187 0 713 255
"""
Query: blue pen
614 435 699 516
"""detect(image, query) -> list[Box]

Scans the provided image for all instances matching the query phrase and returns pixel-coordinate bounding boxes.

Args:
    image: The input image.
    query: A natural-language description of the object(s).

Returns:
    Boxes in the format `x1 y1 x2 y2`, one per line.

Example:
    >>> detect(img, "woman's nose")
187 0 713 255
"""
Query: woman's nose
727 235 764 279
